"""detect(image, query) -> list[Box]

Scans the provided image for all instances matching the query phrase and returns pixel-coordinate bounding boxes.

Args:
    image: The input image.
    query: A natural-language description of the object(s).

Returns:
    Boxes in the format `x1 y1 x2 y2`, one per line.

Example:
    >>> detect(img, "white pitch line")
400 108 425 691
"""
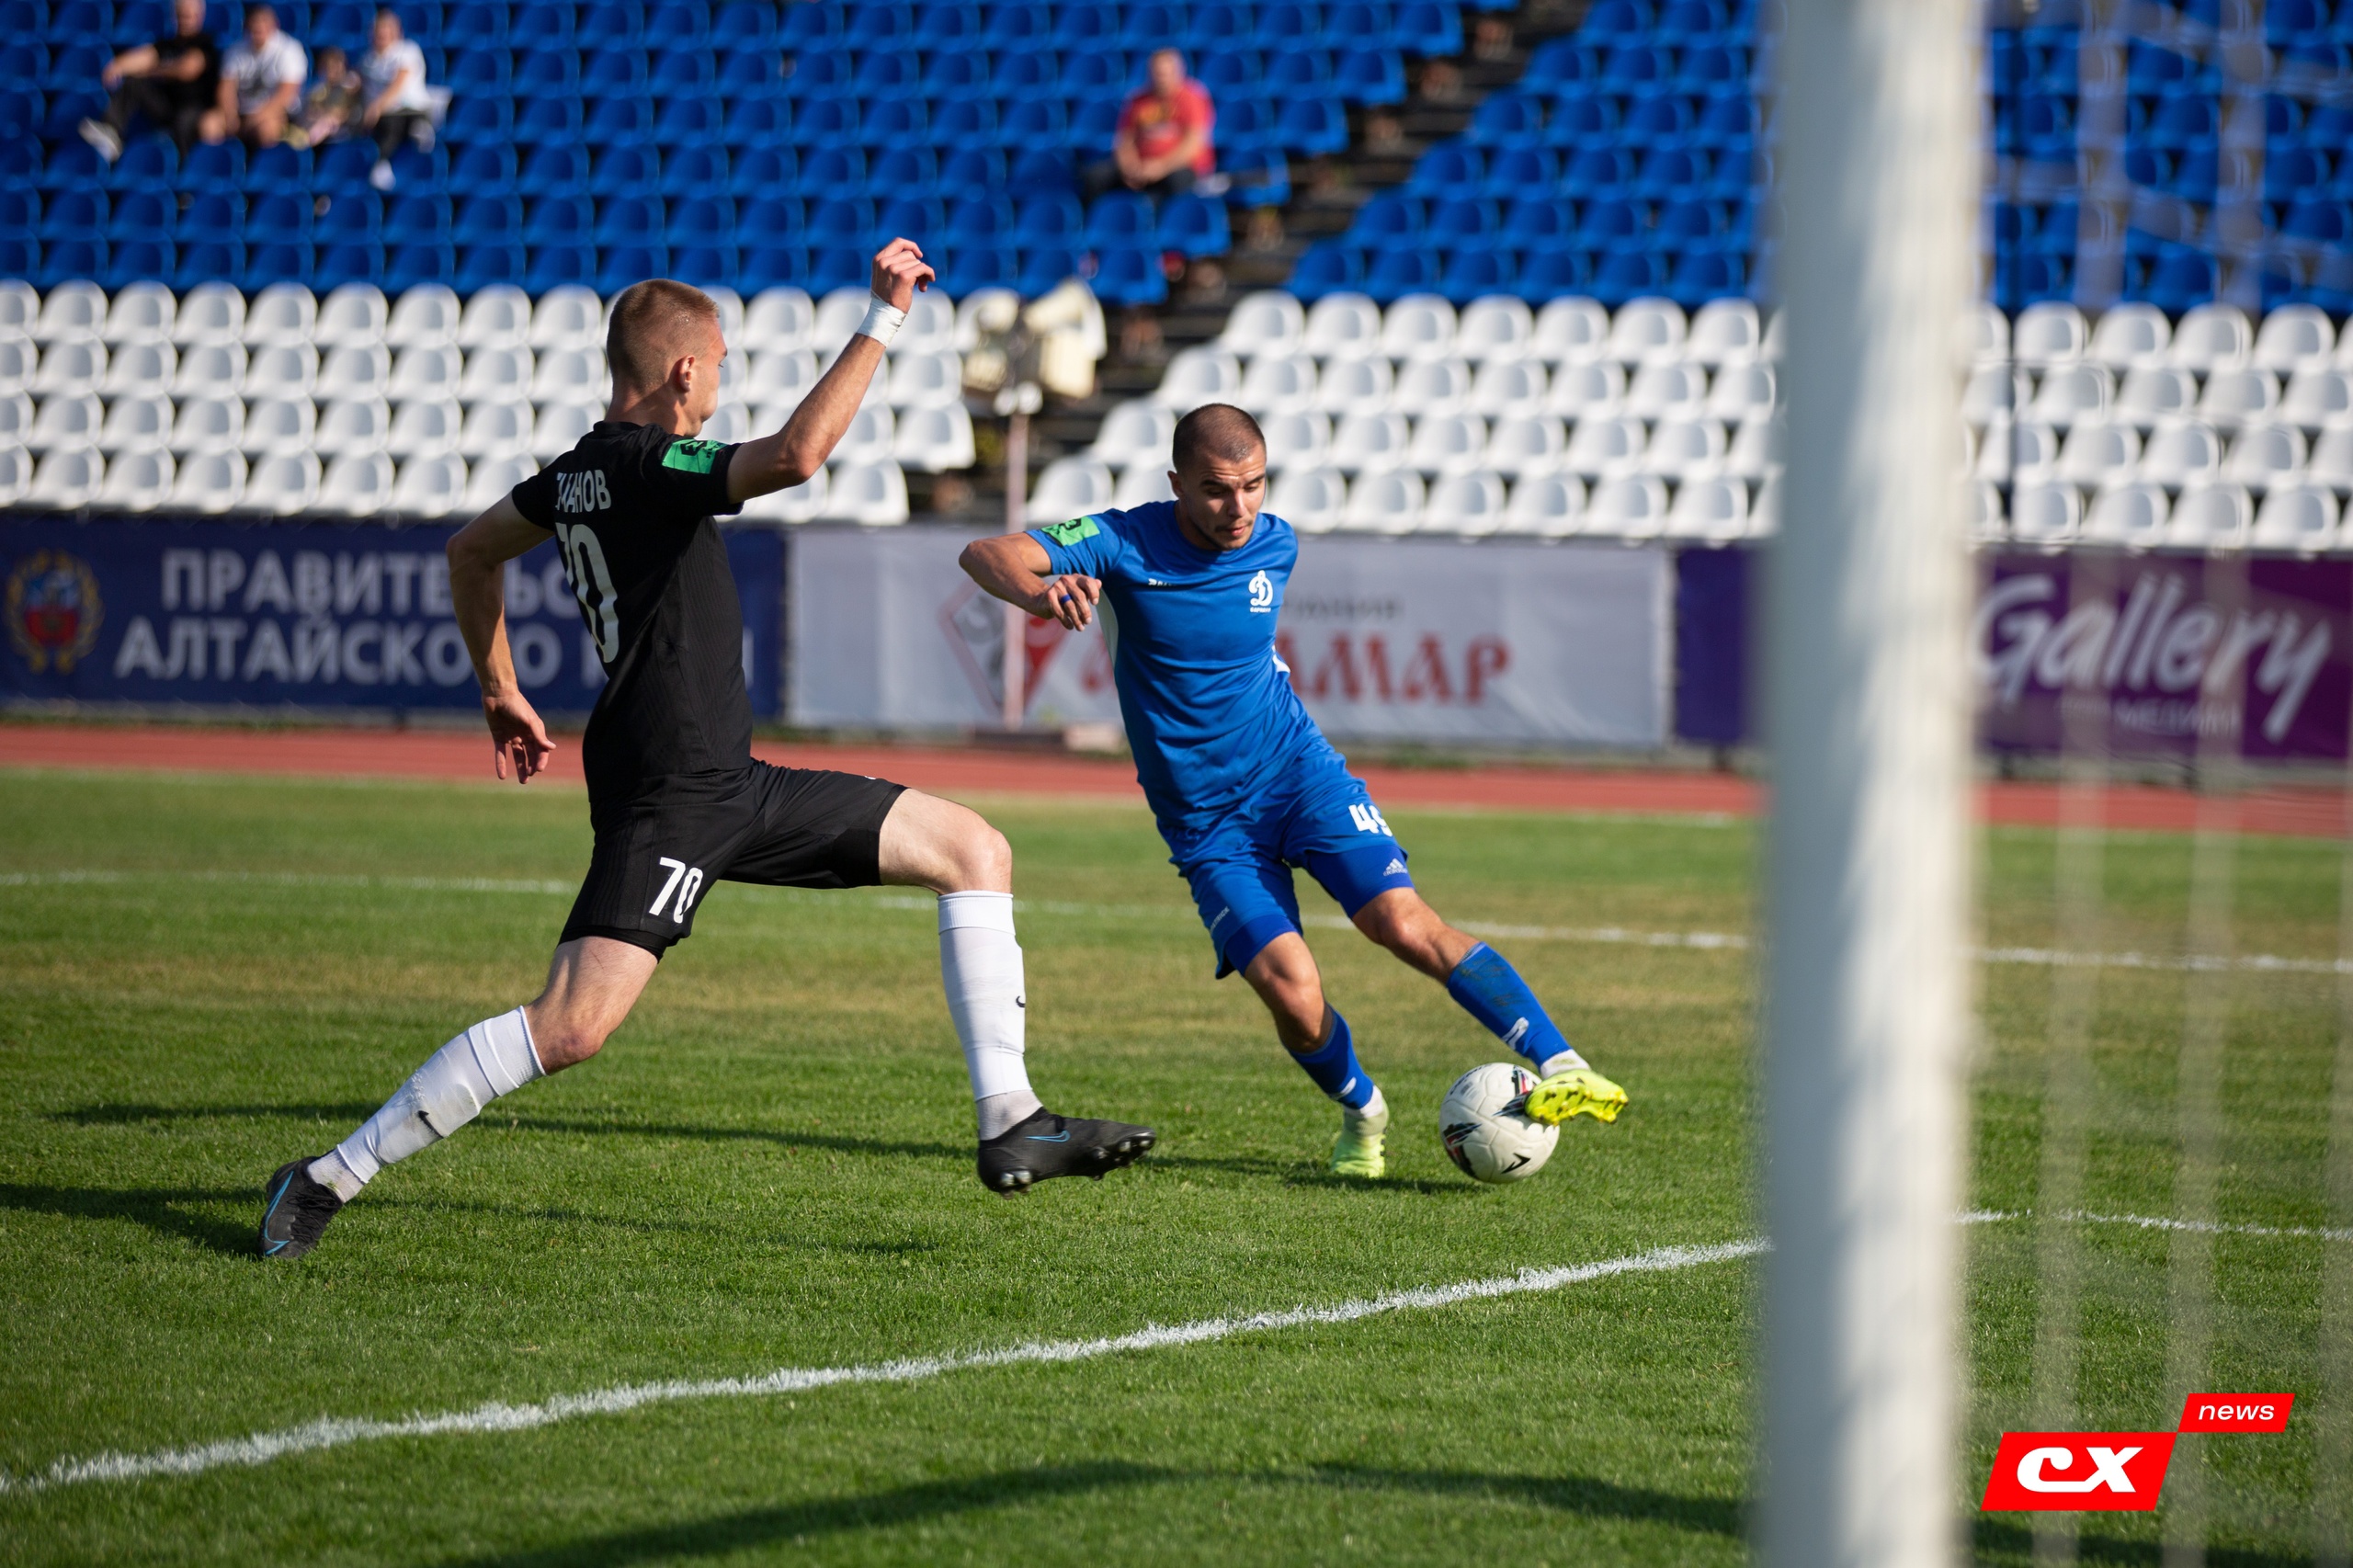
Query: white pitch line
0 1240 1763 1498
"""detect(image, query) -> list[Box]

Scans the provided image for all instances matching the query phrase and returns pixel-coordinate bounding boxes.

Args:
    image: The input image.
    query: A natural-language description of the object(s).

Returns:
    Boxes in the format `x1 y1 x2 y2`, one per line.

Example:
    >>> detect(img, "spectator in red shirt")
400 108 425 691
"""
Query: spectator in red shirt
1083 48 1214 202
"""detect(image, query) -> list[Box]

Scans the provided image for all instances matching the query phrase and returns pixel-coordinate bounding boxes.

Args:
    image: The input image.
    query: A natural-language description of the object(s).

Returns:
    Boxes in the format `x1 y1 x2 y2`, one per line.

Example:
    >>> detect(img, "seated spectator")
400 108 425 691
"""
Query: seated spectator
1083 48 1215 202
290 43 361 146
79 0 221 159
201 4 306 149
358 9 434 159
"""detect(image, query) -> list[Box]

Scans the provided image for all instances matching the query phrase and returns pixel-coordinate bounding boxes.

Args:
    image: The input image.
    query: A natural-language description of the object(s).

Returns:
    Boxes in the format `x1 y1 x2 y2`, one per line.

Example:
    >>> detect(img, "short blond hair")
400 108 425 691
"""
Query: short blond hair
606 278 722 393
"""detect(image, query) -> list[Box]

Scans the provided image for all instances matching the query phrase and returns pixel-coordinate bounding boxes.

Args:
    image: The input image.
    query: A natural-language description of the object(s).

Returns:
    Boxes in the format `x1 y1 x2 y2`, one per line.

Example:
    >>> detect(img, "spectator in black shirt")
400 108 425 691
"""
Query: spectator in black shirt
80 0 221 158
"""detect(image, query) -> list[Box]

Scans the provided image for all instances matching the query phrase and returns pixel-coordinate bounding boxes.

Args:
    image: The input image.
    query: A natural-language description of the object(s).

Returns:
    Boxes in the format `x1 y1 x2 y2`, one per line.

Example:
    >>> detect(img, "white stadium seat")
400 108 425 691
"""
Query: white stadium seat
1563 413 1648 479
171 394 244 454
392 453 470 517
2198 368 2281 427
386 397 463 459
243 451 322 515
1645 415 1729 481
173 281 245 347
2252 304 2335 375
1340 467 1425 532
1546 359 1626 419
34 280 107 344
2083 481 2170 549
1392 357 1472 416
813 286 872 351
716 345 748 405
316 397 393 456
531 345 608 403
1261 409 1331 472
1302 292 1383 361
460 400 535 460
99 392 173 452
1484 414 1565 477
1426 469 1508 536
243 282 317 347
0 337 33 398
1455 295 1535 364
320 451 396 516
1238 353 1320 415
459 285 533 351
316 344 392 402
953 287 1021 353
896 290 959 357
28 392 100 451
386 284 463 349
1961 365 2026 426
699 402 754 445
2028 363 2112 427
1665 475 1750 543
2055 421 2140 487
2222 423 2307 492
316 283 390 348
2279 369 2352 429
2087 302 2172 369
886 349 963 408
832 404 895 467
892 403 977 472
98 449 178 511
464 452 538 511
31 338 106 397
1584 474 1670 540
1532 296 1610 365
1704 361 1775 422
1310 353 1393 415
1111 459 1176 510
1723 415 1775 480
1685 298 1762 366
530 285 608 352
1267 465 1345 531
173 340 246 396
2006 419 2063 486
2010 482 2083 545
1029 456 1114 519
704 285 746 349
745 347 819 408
103 280 177 346
0 442 33 505
2165 482 2251 550
167 449 245 512
1217 290 1308 360
2313 426 2353 493
1469 358 1546 418
0 280 38 337
1604 297 1686 365
1967 479 2006 544
1404 412 1488 476
1328 410 1412 472
2140 419 2225 488
822 460 910 525
1624 361 1708 420
99 339 175 398
1152 347 1245 409
389 344 464 403
1499 471 1586 536
458 346 534 404
2251 484 2340 551
2013 301 2087 367
2170 303 2253 372
1378 294 1458 362
241 395 316 456
1088 400 1175 469
532 401 597 460
28 447 104 507
2115 365 2199 427
737 463 828 522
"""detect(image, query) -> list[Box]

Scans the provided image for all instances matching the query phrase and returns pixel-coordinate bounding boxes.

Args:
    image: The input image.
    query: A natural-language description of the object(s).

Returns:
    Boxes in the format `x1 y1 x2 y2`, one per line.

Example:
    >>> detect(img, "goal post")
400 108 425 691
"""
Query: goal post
1761 2 1981 1565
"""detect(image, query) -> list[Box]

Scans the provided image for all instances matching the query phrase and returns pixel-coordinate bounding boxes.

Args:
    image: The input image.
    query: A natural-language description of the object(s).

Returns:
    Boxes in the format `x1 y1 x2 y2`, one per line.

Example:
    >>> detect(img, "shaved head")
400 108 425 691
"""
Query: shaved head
1171 403 1266 474
606 278 722 394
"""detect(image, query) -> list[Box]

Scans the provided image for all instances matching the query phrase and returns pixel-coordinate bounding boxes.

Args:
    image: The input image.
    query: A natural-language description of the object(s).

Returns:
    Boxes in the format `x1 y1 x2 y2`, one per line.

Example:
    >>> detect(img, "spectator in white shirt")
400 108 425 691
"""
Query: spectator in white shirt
358 9 432 159
200 4 306 149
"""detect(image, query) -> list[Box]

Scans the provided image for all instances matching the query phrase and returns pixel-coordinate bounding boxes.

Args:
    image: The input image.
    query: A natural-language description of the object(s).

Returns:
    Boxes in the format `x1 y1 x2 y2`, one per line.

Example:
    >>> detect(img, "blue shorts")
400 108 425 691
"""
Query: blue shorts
1162 759 1415 979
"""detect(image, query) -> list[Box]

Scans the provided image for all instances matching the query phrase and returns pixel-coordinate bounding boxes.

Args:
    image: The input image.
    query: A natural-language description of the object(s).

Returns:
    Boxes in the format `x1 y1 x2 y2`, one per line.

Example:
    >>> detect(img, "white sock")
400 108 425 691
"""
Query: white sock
938 891 1042 1140
1537 1049 1591 1078
310 1007 544 1200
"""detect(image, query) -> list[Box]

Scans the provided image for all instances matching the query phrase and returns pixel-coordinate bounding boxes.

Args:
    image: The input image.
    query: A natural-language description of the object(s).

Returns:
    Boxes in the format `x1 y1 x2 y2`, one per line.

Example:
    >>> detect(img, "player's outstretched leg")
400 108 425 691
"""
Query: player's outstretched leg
259 937 654 1259
1243 934 1388 1178
879 790 1154 1195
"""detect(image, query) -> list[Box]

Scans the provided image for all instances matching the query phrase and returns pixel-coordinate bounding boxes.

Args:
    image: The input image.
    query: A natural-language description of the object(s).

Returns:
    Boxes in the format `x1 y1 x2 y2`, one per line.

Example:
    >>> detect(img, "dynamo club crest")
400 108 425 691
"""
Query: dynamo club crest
6 549 105 674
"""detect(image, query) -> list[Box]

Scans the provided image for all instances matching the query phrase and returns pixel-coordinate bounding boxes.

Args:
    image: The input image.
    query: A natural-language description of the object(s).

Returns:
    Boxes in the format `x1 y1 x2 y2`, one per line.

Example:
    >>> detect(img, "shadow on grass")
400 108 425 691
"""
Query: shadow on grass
1312 1462 1745 1535
1971 1519 2313 1567
0 1183 254 1256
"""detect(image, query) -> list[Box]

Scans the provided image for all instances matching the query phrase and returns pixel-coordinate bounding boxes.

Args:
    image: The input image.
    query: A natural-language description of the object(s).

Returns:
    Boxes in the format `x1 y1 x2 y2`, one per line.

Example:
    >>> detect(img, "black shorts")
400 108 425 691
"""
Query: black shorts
561 764 907 957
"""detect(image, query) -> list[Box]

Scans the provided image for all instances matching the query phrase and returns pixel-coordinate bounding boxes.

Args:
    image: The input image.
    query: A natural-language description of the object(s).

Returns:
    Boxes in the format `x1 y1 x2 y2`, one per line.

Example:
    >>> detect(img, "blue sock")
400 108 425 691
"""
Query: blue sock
1446 943 1580 1071
1288 1008 1377 1110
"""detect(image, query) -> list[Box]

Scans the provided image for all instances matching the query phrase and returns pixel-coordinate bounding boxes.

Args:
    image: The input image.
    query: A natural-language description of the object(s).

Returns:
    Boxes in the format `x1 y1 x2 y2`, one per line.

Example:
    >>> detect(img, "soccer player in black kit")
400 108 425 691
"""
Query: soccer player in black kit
259 242 1154 1258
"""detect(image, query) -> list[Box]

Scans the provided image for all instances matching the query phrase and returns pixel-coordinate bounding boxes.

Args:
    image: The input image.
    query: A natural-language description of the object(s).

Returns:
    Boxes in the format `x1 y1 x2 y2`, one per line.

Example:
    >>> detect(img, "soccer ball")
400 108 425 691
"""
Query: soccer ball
1439 1062 1559 1185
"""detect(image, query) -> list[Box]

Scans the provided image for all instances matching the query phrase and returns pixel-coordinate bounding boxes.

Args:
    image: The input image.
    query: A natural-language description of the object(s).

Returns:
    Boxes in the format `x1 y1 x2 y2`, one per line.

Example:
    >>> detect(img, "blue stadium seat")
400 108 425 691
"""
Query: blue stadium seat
667 196 733 245
313 138 379 191
803 243 867 292
939 144 1006 192
842 0 908 47
991 48 1059 97
913 1 978 47
1060 50 1131 102
1364 247 1438 302
1467 90 1545 147
1545 94 1619 147
1002 98 1069 152
921 49 990 99
723 97 792 143
517 44 583 97
1 90 44 142
244 240 313 289
175 240 242 289
585 94 654 142
654 97 724 146
1195 50 1260 95
935 243 1012 294
1260 0 1322 45
1091 245 1169 305
2131 235 2215 313
876 194 944 245
1678 43 1745 89
804 195 871 247
1635 146 1711 199
1667 249 1744 307
947 194 1014 246
453 244 523 291
1580 0 1653 39
981 2 1049 50
670 244 737 288
455 194 522 244
1085 190 1155 249
518 144 589 197
524 244 595 292
385 242 455 292
523 194 592 244
863 97 928 149
736 243 806 291
737 192 803 242
1440 248 1515 304
1265 48 1332 94
1500 195 1573 251
718 44 781 97
867 144 934 197
2268 146 2332 201
40 140 109 192
0 0 46 37
590 143 659 196
1347 190 1422 250
1335 46 1405 105
0 235 41 281
177 139 244 192
0 187 39 235
445 92 516 144
932 97 997 149
1120 0 1184 48
1621 89 1695 145
798 145 868 198
40 238 108 288
1562 145 1635 199
516 95 584 144
1015 193 1085 247
313 240 380 292
596 242 665 291
507 0 573 43
0 40 48 94
710 0 773 47
317 190 382 243
790 96 858 147
106 185 171 239
47 40 111 89
644 0 707 45
1160 192 1231 256
1602 43 1674 89
1518 248 1591 301
660 144 727 198
177 190 244 244
1393 0 1461 56
104 236 173 290
1069 98 1122 153
1404 142 1481 194
1275 97 1347 154
250 189 312 240
1695 87 1754 151
594 193 664 244
0 139 40 183
2126 42 2213 94
244 143 308 194
1215 96 1278 153
1049 0 1113 49
40 87 107 139
1521 38 1600 92
1657 0 1726 41
583 46 646 95
388 193 453 244
2169 144 2219 201
39 187 106 241
649 44 711 93
1657 195 1731 245
774 0 836 49
448 45 511 94
1017 245 1082 295
1482 145 1559 199
2138 93 2216 153
1576 197 1643 246
1591 246 1667 306
2284 199 2353 245
1427 194 1499 245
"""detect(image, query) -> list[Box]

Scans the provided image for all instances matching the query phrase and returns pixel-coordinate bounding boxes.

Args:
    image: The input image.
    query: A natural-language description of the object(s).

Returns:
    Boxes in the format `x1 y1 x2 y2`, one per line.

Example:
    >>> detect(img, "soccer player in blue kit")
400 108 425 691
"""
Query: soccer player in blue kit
961 404 1628 1177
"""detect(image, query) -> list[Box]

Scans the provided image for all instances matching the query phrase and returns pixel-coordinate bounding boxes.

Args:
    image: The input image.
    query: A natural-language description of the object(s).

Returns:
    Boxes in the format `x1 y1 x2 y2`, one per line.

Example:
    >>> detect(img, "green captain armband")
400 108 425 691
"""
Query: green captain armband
1040 516 1101 546
661 438 726 473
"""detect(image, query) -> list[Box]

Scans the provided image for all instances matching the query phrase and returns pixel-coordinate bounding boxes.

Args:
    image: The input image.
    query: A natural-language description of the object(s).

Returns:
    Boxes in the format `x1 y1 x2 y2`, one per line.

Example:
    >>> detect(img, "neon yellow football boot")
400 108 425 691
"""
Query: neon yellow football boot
1524 1066 1629 1126
1331 1086 1389 1179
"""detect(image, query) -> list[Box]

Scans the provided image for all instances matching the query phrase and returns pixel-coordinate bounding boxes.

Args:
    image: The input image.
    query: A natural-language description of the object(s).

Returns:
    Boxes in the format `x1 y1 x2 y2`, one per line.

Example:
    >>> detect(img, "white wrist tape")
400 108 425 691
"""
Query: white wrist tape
856 296 906 347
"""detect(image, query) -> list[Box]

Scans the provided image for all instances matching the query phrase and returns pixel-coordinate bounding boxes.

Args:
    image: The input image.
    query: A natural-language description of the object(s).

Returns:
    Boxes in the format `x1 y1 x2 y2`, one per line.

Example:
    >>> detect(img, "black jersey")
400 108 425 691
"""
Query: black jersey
509 420 750 806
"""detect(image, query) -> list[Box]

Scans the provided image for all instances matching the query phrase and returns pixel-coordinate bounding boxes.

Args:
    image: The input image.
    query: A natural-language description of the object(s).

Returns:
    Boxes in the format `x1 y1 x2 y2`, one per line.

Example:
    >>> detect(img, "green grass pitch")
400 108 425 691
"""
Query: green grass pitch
0 768 2340 1564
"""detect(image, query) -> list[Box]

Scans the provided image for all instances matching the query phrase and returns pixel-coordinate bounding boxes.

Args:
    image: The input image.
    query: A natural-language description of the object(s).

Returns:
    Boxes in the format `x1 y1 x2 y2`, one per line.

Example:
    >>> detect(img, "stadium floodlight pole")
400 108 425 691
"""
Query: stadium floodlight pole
1761 1 1978 1566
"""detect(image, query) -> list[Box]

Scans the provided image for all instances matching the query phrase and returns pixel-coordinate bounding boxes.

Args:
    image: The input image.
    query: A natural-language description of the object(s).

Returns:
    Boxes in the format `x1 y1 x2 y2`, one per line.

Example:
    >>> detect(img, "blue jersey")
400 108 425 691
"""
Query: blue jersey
1031 500 1338 826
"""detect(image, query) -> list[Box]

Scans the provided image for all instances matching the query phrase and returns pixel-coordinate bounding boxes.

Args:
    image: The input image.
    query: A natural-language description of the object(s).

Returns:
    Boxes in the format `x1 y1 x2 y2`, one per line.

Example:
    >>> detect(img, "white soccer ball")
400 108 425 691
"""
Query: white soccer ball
1439 1062 1559 1185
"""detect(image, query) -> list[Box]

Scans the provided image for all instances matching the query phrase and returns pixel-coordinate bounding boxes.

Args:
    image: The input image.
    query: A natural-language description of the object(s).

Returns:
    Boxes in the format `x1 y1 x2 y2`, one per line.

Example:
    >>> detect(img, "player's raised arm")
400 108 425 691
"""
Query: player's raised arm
960 533 1101 631
447 494 560 783
729 239 936 501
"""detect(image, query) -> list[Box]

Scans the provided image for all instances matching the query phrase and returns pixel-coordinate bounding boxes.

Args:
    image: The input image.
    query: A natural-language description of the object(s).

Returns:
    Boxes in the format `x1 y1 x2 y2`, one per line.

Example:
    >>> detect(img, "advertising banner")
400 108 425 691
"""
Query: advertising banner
0 516 785 718
788 526 1671 748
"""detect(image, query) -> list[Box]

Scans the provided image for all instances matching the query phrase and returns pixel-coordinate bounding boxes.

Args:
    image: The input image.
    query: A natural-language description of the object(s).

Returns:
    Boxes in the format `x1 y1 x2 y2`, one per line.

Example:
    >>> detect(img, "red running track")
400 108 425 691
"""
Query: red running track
2 722 2347 839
